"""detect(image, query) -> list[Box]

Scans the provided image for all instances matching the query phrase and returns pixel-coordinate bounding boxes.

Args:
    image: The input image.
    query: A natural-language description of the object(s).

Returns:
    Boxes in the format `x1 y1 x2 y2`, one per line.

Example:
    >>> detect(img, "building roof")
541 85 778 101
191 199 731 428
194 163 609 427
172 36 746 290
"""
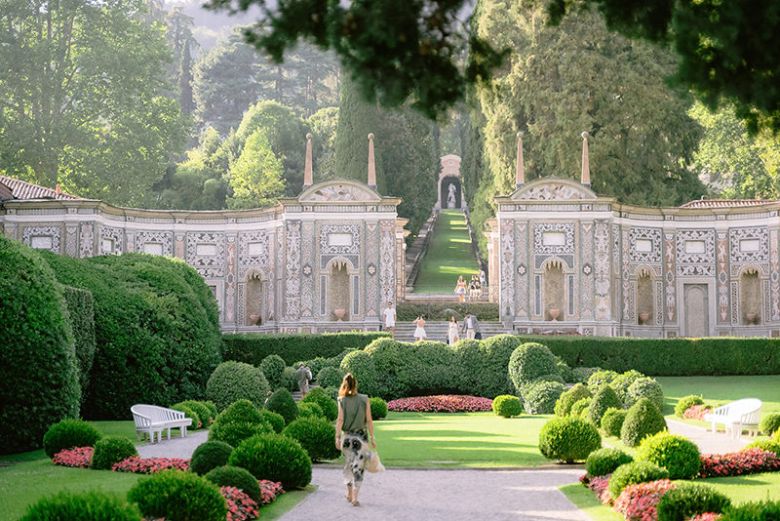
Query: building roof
0 175 80 201
679 199 772 209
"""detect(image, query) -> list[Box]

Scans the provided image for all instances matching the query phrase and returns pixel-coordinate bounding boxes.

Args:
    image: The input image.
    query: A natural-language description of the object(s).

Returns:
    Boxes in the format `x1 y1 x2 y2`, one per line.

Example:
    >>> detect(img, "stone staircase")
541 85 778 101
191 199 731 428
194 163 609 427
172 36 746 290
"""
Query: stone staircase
392 321 509 343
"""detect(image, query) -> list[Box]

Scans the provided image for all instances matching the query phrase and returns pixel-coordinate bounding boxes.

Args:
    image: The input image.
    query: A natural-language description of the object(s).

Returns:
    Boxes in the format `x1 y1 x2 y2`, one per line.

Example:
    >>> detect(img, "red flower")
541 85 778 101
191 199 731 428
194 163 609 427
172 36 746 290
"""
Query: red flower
699 449 780 478
221 487 259 521
387 395 493 413
52 447 94 468
259 480 284 505
112 456 190 474
690 514 722 521
614 479 675 521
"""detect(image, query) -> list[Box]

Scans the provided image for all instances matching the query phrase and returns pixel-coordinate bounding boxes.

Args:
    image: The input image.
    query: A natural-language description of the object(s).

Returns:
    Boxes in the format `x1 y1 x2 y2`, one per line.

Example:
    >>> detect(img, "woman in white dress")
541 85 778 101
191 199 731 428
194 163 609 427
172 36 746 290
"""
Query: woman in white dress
383 302 396 336
447 316 460 345
455 275 467 303
413 315 427 342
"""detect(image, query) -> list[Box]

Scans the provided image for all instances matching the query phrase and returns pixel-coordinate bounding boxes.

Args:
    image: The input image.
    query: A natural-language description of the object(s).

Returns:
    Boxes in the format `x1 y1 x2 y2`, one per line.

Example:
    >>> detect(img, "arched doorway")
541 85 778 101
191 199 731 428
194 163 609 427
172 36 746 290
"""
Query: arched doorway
327 258 353 321
543 259 565 321
440 176 462 209
740 268 761 325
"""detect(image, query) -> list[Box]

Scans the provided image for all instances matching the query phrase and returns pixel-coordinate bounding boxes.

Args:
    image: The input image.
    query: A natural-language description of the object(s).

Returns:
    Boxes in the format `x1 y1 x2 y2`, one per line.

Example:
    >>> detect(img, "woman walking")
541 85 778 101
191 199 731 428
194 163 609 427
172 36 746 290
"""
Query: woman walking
447 316 460 345
413 315 427 342
335 373 376 507
455 275 467 303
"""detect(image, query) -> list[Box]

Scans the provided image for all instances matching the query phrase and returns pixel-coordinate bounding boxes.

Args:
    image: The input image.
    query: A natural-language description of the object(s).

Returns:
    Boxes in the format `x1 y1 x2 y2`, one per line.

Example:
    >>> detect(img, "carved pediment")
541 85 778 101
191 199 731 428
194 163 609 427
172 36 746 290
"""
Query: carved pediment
298 180 381 203
511 178 597 201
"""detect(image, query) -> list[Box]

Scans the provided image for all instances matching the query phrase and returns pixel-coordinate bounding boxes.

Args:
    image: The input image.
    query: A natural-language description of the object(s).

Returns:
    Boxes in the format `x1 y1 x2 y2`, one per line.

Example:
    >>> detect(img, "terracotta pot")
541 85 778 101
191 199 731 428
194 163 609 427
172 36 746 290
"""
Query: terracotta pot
638 311 651 325
548 307 560 321
333 308 347 321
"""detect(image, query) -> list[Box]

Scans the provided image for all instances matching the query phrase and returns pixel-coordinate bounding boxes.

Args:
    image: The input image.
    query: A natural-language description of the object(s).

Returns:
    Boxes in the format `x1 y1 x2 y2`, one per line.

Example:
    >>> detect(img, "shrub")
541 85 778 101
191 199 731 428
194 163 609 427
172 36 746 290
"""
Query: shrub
538 417 601 463
298 402 325 419
554 356 575 383
127 470 226 521
572 367 601 384
229 434 312 489
522 380 566 415
508 342 558 391
260 354 286 389
744 439 780 457
19 491 141 521
178 401 215 426
601 408 628 437
91 436 138 470
700 448 780 478
43 419 102 459
720 500 780 520
190 441 234 476
570 397 592 418
0 237 80 454
267 389 299 424
283 417 341 462
675 395 705 418
587 370 619 390
205 465 261 502
223 332 388 365
316 366 345 388
614 479 676 521
301 387 338 421
760 413 780 436
621 398 668 447
214 399 264 426
209 420 272 448
587 385 623 426
656 483 731 521
259 409 286 433
170 403 201 430
42 252 222 420
370 397 388 420
626 377 665 410
387 395 493 412
62 286 97 401
611 370 645 404
554 383 591 417
608 461 670 499
586 447 634 477
281 366 299 391
636 432 701 479
207 361 270 411
492 395 523 418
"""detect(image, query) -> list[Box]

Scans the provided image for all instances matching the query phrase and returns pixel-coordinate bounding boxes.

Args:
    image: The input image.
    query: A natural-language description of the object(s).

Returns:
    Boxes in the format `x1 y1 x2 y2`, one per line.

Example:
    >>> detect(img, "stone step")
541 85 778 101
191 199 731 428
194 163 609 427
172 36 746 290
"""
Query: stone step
392 321 508 343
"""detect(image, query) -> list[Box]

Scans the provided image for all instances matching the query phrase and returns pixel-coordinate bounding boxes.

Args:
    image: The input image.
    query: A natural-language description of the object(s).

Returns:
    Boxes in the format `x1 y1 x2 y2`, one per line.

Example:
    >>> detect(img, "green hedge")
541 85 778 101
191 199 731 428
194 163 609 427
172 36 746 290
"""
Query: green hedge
62 286 97 396
0 236 80 454
42 252 222 419
396 303 499 321
222 332 388 366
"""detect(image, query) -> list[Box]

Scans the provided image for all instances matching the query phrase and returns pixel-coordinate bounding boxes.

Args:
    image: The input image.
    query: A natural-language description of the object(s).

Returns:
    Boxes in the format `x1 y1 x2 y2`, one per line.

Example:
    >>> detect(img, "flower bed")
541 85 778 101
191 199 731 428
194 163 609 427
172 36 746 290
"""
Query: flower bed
690 514 721 521
700 448 780 478
585 475 612 504
614 479 675 521
259 480 285 505
387 395 493 413
112 456 190 474
221 486 259 521
52 447 93 468
683 404 712 420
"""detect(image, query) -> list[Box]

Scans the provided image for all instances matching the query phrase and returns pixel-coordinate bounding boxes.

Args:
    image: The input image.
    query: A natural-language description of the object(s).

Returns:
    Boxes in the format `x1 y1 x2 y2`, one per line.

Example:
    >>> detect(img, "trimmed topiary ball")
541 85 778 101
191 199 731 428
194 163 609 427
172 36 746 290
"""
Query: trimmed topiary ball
674 395 704 418
621 398 668 447
554 383 592 417
572 367 601 384
128 470 226 521
259 409 286 433
170 403 201 430
571 397 592 418
190 441 234 476
585 447 633 477
19 491 141 521
587 370 619 390
267 389 299 424
214 400 264 426
205 465 260 502
656 482 731 521
178 401 214 426
508 342 558 391
282 417 341 462
229 433 312 489
636 432 701 479
587 385 623 426
43 419 102 459
301 388 338 421
298 402 325 419
316 366 345 388
261 354 286 389
522 380 566 415
608 461 669 499
91 436 138 470
209 420 272 448
492 395 523 418
538 416 602 463
340 350 379 397
611 370 645 405
370 397 388 420
744 439 780 457
626 377 664 410
601 408 628 437
207 361 270 410
760 413 780 436
281 367 299 392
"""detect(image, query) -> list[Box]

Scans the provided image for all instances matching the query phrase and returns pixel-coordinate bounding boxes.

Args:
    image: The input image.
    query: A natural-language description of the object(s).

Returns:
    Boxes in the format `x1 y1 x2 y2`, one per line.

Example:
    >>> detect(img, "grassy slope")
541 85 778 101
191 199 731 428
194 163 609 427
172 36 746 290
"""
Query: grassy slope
414 210 479 294
374 412 550 468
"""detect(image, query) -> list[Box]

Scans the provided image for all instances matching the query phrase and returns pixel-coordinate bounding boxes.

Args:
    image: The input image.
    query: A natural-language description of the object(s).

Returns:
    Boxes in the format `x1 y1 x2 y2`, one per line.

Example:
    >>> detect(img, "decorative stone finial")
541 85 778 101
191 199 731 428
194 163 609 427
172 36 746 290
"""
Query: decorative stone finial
516 131 525 188
367 133 377 189
581 131 591 187
303 133 314 187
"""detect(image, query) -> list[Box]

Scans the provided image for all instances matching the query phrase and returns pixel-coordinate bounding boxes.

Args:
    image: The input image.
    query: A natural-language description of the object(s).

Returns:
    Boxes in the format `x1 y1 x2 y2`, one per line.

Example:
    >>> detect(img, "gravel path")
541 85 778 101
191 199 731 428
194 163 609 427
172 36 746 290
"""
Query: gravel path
667 419 749 454
280 467 587 521
136 430 208 459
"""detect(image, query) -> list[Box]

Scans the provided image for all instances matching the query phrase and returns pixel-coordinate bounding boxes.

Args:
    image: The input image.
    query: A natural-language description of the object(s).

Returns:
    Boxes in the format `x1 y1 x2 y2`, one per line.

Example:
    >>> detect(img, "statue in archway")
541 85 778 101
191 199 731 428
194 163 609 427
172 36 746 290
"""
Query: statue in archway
447 183 457 208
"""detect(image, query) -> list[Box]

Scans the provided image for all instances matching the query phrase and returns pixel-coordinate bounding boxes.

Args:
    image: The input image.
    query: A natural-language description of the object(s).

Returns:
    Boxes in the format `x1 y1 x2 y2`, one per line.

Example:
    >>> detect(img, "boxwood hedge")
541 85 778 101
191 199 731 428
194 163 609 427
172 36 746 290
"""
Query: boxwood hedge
61 286 96 396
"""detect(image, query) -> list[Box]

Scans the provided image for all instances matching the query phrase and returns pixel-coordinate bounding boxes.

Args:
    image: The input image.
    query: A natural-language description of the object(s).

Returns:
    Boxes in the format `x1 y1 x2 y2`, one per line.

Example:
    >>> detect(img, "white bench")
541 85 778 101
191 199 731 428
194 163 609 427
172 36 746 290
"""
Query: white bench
703 398 762 439
131 404 192 444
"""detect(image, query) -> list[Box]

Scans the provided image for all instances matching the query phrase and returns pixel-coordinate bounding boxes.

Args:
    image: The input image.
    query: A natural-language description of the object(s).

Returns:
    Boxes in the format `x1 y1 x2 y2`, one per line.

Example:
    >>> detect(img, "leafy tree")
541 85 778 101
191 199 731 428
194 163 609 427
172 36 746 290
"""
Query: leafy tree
0 0 189 206
227 130 284 209
308 107 340 181
166 7 198 116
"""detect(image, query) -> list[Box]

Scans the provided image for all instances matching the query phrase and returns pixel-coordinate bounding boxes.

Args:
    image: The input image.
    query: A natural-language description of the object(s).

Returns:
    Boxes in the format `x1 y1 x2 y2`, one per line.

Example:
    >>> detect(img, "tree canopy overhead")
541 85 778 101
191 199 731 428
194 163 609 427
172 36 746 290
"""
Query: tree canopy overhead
205 0 780 132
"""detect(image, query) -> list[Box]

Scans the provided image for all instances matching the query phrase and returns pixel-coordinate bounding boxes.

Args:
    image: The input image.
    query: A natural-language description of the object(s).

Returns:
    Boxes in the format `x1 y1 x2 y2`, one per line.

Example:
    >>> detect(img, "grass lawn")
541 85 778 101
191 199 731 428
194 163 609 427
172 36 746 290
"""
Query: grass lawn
414 210 479 294
560 483 623 521
658 375 780 417
373 411 551 468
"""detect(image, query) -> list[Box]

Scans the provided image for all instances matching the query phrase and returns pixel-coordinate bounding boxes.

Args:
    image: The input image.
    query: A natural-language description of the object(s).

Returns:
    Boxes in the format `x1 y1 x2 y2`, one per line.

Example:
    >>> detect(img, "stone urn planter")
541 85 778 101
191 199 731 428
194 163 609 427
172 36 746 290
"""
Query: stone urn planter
333 308 347 321
249 313 261 325
638 311 651 325
746 312 758 325
548 307 560 321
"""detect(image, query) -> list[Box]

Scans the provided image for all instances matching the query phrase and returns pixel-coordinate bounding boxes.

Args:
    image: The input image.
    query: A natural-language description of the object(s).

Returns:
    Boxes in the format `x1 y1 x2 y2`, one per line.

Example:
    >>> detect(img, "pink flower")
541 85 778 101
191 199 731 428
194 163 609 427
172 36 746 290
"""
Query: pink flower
259 480 285 505
387 395 493 413
220 487 259 521
699 449 780 478
690 514 722 521
684 405 713 420
614 479 675 521
112 456 190 474
52 447 93 468
586 475 612 505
